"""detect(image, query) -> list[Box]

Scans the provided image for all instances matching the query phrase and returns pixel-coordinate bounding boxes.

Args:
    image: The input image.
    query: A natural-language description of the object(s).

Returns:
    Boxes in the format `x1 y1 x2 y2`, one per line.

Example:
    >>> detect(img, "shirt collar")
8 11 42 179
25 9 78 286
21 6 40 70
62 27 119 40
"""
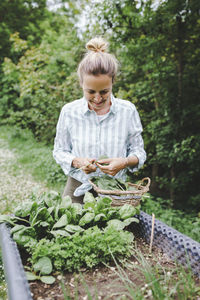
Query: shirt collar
82 93 117 115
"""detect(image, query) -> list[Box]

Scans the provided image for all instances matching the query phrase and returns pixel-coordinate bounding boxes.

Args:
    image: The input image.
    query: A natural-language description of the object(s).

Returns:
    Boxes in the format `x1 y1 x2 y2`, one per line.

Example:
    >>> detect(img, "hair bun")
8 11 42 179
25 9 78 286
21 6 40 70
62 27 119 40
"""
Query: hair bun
86 37 108 53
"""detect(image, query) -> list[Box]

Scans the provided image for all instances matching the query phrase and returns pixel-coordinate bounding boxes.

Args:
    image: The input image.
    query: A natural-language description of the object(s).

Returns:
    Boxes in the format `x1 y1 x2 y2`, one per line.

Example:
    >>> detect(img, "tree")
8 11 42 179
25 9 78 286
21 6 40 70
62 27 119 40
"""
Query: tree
87 0 200 209
0 0 48 64
0 13 83 144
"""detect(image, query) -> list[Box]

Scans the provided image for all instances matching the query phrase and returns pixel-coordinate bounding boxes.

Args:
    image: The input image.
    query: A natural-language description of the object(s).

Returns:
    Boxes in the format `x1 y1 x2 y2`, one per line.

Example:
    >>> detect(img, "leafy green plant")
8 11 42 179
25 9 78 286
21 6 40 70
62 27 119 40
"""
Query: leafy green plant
0 190 140 281
29 225 134 273
25 256 55 284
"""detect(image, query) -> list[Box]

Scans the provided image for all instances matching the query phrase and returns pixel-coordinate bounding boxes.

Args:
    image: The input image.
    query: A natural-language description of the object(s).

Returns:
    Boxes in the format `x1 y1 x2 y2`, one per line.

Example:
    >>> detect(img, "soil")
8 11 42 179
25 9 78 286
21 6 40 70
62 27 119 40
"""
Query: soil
28 237 199 300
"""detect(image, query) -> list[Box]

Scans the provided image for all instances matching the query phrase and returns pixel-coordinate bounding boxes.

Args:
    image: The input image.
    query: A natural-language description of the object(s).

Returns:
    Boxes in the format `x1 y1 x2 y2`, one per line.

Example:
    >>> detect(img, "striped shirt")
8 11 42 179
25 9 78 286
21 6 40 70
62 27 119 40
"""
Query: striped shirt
53 94 146 194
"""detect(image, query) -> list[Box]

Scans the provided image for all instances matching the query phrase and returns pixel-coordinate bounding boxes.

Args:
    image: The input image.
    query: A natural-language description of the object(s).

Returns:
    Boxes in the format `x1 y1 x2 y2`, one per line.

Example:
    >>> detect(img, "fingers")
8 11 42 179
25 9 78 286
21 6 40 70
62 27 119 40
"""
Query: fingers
96 158 127 176
96 162 117 176
95 162 109 169
73 157 97 173
73 157 126 175
81 159 97 174
89 158 97 165
96 158 110 165
96 163 111 173
84 163 97 174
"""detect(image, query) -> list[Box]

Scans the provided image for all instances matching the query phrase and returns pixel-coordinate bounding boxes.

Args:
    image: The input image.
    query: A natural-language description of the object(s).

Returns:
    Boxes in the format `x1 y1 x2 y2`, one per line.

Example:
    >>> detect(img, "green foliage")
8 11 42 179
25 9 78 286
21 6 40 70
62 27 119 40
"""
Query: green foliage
25 256 55 284
0 57 20 121
26 270 55 284
0 190 139 275
0 14 83 144
0 0 48 64
30 225 133 272
1 125 198 244
91 175 130 191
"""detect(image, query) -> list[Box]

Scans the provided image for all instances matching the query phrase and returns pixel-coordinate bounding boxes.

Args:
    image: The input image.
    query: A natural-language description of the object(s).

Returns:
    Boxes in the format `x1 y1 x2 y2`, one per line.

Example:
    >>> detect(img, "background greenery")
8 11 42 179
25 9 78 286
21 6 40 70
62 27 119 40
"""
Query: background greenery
1 125 199 244
0 0 199 219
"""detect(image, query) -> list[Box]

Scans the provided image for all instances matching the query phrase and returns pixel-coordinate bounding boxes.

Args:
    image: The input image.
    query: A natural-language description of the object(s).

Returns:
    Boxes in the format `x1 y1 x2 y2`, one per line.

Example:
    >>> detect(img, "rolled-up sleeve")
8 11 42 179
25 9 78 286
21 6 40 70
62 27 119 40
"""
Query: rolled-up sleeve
127 107 146 172
53 107 75 175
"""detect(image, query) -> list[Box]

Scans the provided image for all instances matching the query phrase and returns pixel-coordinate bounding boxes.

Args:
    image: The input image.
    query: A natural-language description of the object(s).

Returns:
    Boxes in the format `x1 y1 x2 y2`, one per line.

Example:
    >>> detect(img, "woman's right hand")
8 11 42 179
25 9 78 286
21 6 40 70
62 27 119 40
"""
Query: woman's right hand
72 157 97 174
96 157 127 176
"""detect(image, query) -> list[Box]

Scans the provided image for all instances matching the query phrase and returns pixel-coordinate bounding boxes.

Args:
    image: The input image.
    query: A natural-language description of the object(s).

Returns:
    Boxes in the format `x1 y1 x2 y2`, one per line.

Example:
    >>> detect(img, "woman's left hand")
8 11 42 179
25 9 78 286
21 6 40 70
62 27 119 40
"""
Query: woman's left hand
96 157 127 176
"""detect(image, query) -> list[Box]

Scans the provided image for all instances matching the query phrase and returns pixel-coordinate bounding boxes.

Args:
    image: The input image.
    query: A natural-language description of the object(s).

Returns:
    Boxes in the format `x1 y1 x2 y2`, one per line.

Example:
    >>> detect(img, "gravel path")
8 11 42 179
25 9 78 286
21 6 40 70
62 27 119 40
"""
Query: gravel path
0 138 48 213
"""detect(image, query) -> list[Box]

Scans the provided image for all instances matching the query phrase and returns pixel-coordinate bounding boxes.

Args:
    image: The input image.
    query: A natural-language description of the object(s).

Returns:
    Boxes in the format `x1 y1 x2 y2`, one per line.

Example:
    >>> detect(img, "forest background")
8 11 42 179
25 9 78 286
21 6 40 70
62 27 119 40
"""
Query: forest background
0 0 199 227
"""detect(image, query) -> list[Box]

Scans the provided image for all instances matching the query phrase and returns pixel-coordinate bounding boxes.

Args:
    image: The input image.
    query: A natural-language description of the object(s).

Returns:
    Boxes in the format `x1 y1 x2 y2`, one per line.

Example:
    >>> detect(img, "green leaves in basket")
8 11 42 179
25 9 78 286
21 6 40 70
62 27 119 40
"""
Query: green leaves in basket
90 175 129 191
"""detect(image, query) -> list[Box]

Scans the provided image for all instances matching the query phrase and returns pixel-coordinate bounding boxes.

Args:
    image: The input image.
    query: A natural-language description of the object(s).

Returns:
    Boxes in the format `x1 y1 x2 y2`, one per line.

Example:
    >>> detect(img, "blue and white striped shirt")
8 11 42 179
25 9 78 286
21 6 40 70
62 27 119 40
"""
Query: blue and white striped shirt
53 94 146 194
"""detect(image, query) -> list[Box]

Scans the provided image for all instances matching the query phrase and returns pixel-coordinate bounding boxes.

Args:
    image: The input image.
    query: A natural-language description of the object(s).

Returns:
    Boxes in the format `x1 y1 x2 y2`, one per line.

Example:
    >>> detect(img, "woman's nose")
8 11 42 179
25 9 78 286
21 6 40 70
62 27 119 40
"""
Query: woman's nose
94 93 102 101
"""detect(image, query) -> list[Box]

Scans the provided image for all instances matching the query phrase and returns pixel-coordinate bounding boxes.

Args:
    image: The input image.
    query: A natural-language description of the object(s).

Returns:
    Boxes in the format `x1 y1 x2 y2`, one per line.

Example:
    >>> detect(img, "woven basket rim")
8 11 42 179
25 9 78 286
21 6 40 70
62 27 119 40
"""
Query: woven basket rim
89 177 151 196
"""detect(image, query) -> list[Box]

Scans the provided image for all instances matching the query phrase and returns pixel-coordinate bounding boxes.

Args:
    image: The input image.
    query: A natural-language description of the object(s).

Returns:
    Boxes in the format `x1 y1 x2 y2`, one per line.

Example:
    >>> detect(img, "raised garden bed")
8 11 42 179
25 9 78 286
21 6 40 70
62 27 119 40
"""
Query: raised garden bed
0 223 32 300
0 211 199 300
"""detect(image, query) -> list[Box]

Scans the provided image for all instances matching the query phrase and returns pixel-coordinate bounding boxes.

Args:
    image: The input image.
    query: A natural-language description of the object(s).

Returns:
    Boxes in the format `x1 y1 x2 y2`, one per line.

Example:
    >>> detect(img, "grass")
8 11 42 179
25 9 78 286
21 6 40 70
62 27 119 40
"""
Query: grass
59 248 200 299
110 252 200 300
0 125 66 194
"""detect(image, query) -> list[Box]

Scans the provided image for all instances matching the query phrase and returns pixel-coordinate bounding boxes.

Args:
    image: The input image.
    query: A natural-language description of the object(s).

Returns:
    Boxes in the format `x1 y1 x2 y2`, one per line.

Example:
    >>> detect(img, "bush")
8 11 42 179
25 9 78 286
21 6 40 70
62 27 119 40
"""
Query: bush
0 16 83 145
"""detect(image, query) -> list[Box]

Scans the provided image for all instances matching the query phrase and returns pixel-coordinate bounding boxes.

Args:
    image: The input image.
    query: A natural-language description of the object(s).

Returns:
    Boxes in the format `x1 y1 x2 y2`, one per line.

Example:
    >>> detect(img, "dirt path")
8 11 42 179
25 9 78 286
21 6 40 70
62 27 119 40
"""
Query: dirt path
0 138 49 300
0 138 48 214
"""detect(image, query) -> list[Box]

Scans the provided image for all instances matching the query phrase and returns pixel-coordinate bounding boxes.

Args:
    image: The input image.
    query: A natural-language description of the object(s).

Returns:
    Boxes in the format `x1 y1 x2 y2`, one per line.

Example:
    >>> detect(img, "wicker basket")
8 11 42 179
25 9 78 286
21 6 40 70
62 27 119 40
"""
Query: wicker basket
89 177 151 207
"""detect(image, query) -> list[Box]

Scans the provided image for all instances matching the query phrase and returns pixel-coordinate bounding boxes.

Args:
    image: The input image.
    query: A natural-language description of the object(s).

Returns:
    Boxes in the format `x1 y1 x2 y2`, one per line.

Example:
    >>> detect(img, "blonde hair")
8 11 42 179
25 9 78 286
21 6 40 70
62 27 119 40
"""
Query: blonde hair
77 37 119 84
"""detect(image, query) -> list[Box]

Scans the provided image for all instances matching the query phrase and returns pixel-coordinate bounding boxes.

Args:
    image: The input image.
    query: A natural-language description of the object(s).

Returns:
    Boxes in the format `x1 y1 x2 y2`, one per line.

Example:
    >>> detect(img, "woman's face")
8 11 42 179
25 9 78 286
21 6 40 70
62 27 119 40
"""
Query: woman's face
82 74 113 115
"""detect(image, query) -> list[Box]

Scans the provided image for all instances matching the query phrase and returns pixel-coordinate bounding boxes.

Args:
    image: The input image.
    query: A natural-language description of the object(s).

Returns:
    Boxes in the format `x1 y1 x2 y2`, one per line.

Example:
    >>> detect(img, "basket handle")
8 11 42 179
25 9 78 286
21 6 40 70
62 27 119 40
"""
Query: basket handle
138 177 151 190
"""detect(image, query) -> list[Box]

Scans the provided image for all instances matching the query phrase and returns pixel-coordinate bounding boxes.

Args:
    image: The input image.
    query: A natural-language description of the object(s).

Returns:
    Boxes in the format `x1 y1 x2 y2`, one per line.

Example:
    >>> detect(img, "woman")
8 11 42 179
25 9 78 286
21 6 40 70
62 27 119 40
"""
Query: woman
53 37 146 203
